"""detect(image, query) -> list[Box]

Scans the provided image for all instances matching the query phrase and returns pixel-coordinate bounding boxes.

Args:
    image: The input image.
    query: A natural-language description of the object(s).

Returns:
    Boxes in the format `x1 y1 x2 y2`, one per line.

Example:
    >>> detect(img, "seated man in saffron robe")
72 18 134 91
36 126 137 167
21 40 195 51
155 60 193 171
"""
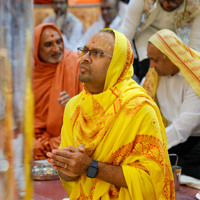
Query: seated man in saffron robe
47 29 175 199
143 29 200 179
33 23 82 160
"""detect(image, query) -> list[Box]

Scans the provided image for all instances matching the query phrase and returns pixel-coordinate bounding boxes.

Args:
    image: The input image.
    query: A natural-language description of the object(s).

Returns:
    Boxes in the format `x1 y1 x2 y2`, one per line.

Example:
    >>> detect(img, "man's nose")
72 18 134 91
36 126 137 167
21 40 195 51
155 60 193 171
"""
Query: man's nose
52 44 59 51
149 60 155 68
82 51 91 62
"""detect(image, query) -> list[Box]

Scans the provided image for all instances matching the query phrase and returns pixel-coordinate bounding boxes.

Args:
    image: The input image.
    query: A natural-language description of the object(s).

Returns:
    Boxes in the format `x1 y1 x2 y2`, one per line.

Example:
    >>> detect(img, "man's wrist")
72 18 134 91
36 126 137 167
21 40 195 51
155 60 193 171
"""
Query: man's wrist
58 171 80 182
86 160 98 178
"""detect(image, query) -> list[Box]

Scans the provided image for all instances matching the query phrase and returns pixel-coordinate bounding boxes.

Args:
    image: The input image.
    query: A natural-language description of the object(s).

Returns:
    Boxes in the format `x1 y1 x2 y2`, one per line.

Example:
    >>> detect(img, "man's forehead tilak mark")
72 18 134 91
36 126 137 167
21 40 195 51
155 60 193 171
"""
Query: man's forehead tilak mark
87 33 113 51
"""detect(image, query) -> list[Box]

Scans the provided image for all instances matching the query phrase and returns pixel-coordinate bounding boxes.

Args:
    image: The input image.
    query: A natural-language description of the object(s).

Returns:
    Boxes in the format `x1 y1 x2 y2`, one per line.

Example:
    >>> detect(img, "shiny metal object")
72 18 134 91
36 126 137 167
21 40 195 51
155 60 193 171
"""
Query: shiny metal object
32 164 59 181
172 165 182 191
169 153 182 191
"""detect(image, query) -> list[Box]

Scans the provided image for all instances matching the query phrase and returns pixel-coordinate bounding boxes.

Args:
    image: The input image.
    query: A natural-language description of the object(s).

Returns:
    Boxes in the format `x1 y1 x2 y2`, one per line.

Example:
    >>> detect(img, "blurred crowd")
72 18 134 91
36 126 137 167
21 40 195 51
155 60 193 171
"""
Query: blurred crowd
33 0 200 181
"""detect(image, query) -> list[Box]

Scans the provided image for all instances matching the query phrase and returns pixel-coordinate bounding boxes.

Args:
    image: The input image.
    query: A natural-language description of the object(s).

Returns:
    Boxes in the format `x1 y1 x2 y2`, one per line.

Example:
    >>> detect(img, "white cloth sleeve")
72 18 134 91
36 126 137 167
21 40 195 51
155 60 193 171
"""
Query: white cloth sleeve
166 85 200 149
119 0 145 42
42 17 49 23
67 22 84 50
73 22 101 51
62 34 71 50
189 14 200 52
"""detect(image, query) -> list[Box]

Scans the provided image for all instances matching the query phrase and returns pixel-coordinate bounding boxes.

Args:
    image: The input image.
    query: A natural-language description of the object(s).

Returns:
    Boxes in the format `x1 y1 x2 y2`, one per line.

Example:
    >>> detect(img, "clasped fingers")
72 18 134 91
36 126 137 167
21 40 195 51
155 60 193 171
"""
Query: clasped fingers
47 146 92 177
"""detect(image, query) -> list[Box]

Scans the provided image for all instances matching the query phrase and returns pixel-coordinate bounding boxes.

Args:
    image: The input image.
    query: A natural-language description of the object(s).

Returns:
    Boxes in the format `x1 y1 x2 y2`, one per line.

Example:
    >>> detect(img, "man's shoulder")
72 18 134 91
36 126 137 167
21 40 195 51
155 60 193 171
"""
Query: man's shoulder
66 12 83 24
62 50 80 69
42 14 56 23
83 20 104 35
110 16 122 30
124 84 156 109
66 92 83 109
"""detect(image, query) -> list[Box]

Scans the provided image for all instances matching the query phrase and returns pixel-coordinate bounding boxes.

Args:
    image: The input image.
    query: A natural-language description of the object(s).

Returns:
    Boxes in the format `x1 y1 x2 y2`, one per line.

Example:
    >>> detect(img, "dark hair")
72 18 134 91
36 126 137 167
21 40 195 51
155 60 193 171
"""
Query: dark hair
116 0 121 7
103 0 120 7
99 29 115 38
100 29 114 34
120 0 129 3
52 0 68 3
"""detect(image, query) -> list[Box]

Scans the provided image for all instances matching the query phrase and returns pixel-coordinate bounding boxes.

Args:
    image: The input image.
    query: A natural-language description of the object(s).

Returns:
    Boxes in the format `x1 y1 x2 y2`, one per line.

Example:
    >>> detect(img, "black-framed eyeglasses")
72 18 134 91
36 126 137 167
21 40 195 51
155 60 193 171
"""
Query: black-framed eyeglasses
77 47 112 59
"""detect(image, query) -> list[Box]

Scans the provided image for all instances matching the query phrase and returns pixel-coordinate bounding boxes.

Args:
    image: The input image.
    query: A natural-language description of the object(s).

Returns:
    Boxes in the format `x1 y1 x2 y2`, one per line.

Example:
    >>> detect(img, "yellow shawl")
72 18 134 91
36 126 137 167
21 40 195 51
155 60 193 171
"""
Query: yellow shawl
143 29 200 100
60 28 175 200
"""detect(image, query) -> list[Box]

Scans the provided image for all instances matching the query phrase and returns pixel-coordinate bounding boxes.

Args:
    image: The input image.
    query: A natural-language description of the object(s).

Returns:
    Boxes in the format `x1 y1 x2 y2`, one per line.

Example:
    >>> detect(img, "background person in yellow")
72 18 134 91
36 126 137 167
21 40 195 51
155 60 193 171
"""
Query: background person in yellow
119 0 200 83
143 29 200 179
47 29 175 199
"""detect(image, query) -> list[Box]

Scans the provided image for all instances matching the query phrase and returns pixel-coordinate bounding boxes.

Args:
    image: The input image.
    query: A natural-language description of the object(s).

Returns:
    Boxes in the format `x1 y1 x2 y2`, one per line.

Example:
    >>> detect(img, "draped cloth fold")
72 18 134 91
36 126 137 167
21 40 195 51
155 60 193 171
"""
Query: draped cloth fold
33 23 82 160
60 28 174 199
143 29 200 100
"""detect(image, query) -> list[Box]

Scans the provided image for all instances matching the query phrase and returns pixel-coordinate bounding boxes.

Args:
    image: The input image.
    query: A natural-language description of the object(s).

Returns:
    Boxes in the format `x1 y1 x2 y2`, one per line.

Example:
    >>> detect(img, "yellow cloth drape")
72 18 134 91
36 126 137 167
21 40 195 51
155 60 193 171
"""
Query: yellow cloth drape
143 29 200 100
60 28 174 199
24 29 34 200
